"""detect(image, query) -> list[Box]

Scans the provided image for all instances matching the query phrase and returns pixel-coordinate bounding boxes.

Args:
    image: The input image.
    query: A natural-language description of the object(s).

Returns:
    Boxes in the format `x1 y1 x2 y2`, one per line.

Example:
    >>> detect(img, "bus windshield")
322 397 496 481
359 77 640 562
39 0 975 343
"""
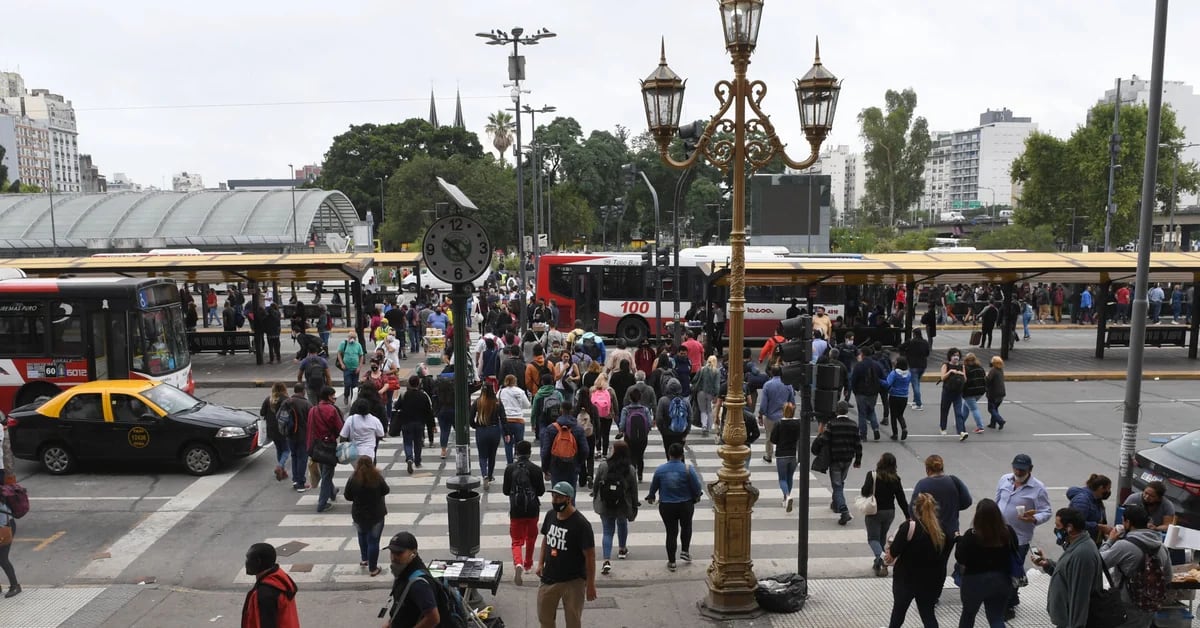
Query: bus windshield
134 307 191 376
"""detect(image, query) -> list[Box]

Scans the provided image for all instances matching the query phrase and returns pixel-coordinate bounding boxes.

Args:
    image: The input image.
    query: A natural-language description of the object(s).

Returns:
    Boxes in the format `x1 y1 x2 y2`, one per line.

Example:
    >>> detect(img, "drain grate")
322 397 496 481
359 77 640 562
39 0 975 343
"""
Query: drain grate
585 596 618 609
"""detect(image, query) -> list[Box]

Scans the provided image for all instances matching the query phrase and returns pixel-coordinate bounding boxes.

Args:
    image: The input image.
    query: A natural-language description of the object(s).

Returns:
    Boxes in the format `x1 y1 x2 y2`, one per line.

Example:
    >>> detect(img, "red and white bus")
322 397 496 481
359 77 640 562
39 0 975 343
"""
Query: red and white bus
0 275 193 411
535 246 852 344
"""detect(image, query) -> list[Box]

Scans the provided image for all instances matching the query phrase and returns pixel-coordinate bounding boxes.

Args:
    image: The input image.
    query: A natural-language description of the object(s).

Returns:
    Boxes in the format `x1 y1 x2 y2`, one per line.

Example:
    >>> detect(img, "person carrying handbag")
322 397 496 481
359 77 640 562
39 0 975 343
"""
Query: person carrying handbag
860 452 910 577
593 441 639 576
306 386 344 514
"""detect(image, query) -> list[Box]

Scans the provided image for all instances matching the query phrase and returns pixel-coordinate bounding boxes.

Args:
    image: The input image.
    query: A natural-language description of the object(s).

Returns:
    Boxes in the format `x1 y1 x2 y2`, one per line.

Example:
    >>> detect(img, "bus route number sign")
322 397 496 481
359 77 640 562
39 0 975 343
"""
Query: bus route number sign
620 301 651 315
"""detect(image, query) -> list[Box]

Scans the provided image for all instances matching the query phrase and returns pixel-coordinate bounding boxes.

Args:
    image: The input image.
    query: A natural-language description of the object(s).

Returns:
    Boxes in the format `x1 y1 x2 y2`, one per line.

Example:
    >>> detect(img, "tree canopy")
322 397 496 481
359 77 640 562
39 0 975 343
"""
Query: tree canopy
858 88 933 227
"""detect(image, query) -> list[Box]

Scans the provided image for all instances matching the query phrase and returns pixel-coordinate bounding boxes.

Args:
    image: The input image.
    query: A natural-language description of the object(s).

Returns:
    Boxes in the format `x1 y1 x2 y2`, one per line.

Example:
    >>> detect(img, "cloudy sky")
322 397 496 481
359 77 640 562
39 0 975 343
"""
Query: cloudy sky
3 0 1198 189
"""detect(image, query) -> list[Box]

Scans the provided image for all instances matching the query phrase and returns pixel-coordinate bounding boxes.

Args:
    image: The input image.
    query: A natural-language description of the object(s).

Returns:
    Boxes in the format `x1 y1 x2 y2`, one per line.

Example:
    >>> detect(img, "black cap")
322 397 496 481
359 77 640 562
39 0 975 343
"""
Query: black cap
1011 454 1033 471
387 531 418 552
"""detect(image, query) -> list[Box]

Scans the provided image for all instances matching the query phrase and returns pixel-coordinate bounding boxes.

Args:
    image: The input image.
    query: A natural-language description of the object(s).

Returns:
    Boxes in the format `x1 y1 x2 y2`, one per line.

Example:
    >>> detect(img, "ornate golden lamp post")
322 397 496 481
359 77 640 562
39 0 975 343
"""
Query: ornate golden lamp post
640 0 840 617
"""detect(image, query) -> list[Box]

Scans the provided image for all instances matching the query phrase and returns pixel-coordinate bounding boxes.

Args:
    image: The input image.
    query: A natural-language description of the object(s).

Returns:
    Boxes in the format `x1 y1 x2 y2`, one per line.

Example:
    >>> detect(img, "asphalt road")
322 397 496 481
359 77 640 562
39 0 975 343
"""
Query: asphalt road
3 380 1197 600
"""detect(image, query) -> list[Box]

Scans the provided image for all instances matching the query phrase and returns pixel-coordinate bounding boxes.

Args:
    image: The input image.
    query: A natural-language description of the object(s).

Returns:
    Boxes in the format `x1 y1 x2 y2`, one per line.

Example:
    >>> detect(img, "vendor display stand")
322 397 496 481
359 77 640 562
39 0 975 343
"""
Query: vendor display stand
1162 524 1200 627
425 328 445 365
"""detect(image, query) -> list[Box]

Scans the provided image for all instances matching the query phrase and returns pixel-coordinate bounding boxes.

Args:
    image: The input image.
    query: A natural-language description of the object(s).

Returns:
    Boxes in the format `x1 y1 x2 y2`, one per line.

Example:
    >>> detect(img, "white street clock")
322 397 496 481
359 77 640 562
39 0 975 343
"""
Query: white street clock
422 215 492 284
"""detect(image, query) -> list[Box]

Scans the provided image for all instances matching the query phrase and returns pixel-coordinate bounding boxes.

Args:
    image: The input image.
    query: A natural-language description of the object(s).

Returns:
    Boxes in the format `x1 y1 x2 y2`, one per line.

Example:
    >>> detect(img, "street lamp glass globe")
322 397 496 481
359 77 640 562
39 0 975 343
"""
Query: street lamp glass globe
718 0 763 51
795 40 841 138
640 40 686 139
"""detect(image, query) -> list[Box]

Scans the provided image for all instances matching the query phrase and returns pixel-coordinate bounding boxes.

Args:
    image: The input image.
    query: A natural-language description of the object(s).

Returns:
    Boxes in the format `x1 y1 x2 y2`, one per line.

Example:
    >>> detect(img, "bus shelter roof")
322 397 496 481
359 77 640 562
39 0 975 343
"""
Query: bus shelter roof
0 252 421 284
702 251 1200 287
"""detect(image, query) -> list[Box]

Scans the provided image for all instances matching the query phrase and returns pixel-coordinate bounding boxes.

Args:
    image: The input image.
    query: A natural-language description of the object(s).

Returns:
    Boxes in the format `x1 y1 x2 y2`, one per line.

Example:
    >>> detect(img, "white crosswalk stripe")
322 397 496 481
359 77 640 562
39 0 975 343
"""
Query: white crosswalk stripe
246 432 886 585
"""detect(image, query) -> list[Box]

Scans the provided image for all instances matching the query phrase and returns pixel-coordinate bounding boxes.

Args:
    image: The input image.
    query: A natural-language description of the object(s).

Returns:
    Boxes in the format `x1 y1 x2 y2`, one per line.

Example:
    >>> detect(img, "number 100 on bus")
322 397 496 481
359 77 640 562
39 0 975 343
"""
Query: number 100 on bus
620 301 651 314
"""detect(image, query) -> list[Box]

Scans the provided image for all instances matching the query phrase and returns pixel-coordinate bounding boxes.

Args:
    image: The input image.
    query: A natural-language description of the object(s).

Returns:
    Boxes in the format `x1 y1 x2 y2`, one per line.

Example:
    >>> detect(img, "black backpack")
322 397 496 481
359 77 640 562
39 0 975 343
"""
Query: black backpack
540 395 563 430
943 367 965 395
598 466 626 509
275 399 300 437
509 460 539 514
304 359 327 388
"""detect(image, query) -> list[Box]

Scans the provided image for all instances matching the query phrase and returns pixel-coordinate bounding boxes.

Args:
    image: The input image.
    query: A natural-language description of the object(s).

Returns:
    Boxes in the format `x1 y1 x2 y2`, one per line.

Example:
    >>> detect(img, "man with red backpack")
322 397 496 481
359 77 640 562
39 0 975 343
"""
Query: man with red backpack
539 400 589 500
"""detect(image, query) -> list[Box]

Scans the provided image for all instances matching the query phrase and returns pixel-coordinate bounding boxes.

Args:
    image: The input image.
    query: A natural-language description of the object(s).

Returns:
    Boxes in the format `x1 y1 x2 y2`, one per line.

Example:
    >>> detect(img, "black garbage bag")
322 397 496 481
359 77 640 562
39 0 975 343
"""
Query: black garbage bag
755 573 807 613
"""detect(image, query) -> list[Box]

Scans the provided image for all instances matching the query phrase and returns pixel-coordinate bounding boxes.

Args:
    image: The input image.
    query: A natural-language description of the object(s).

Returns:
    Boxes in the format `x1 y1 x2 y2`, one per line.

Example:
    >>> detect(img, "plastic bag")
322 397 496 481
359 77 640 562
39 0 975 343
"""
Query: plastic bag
755 573 807 613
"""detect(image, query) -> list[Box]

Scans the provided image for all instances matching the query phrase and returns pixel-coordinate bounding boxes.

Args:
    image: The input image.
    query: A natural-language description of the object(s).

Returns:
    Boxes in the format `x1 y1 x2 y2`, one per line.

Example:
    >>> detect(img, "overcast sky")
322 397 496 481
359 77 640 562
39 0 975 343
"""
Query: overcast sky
3 0 1198 190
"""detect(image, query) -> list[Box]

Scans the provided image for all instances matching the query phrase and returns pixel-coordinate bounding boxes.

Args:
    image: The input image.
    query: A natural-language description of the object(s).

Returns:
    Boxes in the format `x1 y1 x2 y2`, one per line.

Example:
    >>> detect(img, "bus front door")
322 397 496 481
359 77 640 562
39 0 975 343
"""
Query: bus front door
573 271 599 332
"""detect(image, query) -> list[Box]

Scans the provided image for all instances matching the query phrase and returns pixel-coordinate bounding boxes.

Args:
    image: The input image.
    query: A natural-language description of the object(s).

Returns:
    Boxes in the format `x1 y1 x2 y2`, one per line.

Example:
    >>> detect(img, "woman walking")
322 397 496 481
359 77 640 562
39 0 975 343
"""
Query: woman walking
886 493 952 628
955 498 1018 628
768 402 803 512
862 452 910 577
260 382 291 482
470 385 505 490
646 442 704 572
588 373 618 459
339 398 385 462
343 456 390 577
555 349 581 406
593 440 638 576
962 353 987 434
985 356 1006 429
0 417 18 597
880 357 912 441
498 374 531 464
692 356 721 437
939 347 968 441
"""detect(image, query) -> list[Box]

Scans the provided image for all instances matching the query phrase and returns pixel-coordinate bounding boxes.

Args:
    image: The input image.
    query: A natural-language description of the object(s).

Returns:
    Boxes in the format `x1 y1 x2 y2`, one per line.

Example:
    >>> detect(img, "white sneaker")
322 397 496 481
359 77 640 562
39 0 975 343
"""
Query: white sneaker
514 564 524 586
940 429 947 435
786 497 794 513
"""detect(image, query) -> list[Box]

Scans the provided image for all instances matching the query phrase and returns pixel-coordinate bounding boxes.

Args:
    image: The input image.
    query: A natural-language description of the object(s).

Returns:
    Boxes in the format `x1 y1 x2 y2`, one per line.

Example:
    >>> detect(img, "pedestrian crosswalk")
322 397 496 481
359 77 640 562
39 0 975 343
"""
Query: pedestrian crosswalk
235 432 888 586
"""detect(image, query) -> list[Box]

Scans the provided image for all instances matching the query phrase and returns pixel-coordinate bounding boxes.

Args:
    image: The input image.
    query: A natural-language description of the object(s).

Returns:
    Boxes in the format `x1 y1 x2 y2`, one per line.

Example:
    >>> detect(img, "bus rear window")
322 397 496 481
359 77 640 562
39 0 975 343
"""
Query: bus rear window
0 301 46 355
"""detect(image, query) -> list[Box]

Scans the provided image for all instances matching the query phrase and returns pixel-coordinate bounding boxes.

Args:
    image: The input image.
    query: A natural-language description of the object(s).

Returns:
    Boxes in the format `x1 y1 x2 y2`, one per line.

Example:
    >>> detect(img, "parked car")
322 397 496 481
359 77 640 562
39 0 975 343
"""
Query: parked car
401 268 489 293
1133 429 1200 529
7 380 259 476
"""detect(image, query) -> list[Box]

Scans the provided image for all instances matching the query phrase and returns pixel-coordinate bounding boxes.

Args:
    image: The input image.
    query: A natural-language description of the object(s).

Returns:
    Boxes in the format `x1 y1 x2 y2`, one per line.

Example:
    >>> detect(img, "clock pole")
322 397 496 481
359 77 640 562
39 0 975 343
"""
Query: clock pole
445 278 481 556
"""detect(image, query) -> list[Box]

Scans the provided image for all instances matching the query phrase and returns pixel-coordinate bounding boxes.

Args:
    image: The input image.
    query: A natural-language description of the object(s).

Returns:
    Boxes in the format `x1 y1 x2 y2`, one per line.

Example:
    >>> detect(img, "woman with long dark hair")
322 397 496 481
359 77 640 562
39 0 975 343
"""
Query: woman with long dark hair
343 456 390 577
470 385 506 490
886 493 952 628
862 452 910 576
593 440 638 576
955 498 1018 628
260 382 291 483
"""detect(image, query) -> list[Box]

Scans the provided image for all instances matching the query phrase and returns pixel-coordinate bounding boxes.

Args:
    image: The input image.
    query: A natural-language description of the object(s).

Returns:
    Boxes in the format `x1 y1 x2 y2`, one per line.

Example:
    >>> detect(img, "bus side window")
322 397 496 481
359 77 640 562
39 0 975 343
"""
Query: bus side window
0 301 46 354
51 301 84 356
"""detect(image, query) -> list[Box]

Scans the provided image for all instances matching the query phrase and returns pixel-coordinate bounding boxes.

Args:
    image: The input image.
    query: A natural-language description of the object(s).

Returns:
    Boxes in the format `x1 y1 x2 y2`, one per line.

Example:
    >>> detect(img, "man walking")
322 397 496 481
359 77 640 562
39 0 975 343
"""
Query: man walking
1032 508 1104 628
1149 283 1165 324
900 330 930 410
383 532 442 628
756 367 795 463
996 453 1053 620
503 440 545 585
335 331 365 403
285 384 312 493
307 386 343 513
912 454 973 540
241 543 299 628
540 401 589 492
819 401 861 526
848 347 883 440
297 346 330 408
537 482 598 628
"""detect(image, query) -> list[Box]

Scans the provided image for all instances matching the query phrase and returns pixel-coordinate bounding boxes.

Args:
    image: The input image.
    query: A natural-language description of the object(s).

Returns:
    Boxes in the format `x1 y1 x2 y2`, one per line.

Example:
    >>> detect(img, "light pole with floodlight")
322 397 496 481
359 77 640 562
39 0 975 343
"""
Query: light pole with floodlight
288 163 297 247
639 0 839 617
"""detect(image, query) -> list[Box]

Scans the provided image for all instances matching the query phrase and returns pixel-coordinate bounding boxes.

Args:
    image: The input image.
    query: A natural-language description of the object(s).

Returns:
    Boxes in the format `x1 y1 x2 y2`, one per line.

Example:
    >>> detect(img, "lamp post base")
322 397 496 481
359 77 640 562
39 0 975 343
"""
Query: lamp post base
698 596 764 621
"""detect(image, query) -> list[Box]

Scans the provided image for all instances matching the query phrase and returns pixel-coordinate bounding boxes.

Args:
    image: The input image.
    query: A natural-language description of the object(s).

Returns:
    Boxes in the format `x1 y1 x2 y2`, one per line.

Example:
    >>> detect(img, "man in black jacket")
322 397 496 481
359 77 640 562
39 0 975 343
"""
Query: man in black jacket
822 401 862 526
502 440 546 584
499 345 527 393
899 330 931 411
978 300 999 348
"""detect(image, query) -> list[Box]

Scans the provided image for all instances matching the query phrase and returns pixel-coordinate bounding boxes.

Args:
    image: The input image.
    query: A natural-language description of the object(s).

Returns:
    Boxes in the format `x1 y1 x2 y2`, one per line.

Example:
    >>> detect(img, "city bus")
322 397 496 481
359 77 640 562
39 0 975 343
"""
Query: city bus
0 275 193 411
535 246 854 344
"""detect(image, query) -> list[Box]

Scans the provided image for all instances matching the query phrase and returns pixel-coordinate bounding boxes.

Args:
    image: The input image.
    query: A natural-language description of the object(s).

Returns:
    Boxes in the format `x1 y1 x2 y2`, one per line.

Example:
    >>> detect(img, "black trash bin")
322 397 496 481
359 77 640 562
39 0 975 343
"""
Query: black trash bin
446 475 482 557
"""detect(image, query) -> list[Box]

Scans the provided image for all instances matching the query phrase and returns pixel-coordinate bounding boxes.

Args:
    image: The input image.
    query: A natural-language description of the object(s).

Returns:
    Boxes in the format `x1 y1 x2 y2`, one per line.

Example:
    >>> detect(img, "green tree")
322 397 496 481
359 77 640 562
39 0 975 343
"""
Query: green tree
858 88 933 227
316 119 483 225
1011 103 1200 247
379 154 515 248
972 224 1058 251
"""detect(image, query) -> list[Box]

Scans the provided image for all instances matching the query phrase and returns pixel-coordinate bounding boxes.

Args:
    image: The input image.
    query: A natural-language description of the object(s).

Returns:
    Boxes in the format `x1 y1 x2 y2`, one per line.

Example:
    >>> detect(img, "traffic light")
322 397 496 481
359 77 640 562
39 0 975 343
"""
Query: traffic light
678 119 708 153
778 315 812 387
621 163 637 188
642 246 653 266
656 246 671 268
813 362 843 420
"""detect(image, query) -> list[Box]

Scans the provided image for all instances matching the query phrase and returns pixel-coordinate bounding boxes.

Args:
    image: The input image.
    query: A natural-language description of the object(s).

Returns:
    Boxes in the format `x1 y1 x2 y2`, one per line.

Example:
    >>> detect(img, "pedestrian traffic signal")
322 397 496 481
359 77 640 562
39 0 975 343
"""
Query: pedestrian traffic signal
622 163 637 189
642 247 653 266
656 246 671 268
813 363 843 419
778 314 811 387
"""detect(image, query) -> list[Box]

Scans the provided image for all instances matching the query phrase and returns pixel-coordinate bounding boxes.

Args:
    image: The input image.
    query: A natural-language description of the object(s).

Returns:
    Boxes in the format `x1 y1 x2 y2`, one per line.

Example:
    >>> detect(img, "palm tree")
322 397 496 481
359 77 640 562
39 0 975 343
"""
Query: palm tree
486 110 516 165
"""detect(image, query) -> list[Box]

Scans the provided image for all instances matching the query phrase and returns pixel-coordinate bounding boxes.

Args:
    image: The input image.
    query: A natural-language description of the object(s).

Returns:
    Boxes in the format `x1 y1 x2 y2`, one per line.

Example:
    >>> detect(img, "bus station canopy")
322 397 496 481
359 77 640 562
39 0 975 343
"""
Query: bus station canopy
703 251 1200 288
0 252 421 284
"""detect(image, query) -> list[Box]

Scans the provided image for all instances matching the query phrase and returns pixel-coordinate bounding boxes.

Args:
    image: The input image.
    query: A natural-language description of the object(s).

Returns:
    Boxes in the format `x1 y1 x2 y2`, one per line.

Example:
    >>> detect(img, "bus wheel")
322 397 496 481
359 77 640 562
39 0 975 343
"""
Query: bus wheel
616 317 649 346
182 443 218 476
40 443 76 475
16 383 60 409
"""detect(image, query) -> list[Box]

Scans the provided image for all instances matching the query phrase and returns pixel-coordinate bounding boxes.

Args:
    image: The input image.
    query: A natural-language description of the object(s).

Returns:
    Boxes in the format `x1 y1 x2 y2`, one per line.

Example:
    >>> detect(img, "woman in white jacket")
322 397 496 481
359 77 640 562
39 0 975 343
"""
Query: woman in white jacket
498 374 531 464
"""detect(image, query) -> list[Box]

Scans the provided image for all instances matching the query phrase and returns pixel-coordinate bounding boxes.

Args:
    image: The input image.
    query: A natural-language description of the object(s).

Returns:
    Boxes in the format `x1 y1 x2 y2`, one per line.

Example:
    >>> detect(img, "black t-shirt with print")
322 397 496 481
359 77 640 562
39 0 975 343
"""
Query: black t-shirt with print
539 509 595 584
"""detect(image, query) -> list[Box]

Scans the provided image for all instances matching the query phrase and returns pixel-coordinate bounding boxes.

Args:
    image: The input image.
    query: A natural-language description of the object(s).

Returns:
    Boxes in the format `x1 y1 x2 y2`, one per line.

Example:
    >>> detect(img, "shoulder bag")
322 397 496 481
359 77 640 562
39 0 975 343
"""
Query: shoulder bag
1086 563 1127 628
883 519 916 566
855 472 878 516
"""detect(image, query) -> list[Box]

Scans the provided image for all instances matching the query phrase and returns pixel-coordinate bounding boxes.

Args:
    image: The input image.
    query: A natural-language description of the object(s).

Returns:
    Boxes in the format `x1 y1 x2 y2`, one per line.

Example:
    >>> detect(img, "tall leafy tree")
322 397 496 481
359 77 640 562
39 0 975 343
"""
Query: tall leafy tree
1011 102 1199 246
380 154 515 248
485 110 515 165
858 88 933 227
315 119 483 225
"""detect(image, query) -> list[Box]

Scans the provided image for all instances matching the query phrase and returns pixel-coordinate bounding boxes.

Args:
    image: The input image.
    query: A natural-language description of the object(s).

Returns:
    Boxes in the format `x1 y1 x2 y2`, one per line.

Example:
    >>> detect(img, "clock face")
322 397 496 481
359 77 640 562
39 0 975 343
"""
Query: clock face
423 215 492 284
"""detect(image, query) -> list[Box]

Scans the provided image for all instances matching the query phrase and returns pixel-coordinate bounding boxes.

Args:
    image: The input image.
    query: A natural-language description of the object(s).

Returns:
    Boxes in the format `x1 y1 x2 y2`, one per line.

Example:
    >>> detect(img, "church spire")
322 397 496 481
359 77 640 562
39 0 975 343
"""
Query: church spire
453 88 465 129
428 89 439 127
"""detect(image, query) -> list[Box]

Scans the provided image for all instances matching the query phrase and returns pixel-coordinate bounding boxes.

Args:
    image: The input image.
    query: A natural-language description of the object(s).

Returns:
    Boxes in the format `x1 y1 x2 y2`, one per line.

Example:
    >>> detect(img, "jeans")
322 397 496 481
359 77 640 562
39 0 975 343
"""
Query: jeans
355 519 385 571
658 501 695 562
887 395 908 436
776 456 798 499
909 368 925 407
402 424 424 464
408 326 421 353
1173 301 1182 321
475 424 503 479
548 466 579 502
828 461 851 514
317 462 336 511
510 517 538 569
866 508 896 558
596 417 613 459
503 421 526 464
273 437 291 468
963 395 985 429
438 410 455 449
1022 313 1031 337
987 397 1005 426
206 306 218 326
600 514 629 560
1009 544 1029 608
697 391 716 431
888 576 940 628
288 437 308 489
855 393 879 438
959 571 1012 628
940 391 964 432
342 367 359 399
1150 301 1162 323
319 330 330 351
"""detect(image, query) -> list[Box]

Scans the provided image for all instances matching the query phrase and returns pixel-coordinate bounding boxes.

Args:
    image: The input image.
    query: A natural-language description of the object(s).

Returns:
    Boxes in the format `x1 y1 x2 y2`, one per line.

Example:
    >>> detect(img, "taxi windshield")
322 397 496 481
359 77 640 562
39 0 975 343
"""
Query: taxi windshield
142 384 202 415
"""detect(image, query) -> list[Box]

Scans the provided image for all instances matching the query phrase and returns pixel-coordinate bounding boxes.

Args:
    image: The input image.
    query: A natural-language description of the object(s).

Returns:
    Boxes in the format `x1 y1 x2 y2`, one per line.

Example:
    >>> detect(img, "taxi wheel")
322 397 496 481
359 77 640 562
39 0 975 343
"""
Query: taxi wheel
182 443 218 476
40 443 76 475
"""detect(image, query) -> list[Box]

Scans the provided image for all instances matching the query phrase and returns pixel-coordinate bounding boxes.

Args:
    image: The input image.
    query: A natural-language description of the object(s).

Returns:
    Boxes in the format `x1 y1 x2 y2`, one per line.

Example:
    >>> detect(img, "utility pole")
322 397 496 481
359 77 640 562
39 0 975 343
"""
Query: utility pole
1105 78 1122 252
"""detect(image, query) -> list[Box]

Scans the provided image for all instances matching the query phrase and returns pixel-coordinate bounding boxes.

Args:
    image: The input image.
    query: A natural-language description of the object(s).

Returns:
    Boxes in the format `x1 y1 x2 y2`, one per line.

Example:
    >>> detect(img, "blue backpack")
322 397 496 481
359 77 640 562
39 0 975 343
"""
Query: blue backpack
668 396 690 433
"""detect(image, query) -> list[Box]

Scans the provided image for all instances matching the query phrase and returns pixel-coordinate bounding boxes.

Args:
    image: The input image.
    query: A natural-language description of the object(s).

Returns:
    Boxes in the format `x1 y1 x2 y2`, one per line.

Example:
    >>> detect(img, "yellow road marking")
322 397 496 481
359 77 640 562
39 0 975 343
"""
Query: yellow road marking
13 530 66 551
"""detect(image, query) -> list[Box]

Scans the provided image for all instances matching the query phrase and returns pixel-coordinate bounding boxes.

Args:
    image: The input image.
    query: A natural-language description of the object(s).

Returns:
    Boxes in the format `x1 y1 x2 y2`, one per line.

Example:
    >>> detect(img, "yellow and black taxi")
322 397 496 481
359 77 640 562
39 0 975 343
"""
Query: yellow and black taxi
8 380 259 476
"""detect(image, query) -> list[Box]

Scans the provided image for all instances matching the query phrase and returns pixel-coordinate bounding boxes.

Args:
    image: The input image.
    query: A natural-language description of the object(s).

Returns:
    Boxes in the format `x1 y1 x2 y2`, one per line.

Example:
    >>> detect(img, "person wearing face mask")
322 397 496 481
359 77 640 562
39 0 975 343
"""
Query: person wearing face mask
383 532 442 628
996 453 1052 620
336 332 366 404
938 347 968 440
537 482 598 628
1031 508 1104 628
240 543 299 628
1067 474 1114 545
1099 504 1171 628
